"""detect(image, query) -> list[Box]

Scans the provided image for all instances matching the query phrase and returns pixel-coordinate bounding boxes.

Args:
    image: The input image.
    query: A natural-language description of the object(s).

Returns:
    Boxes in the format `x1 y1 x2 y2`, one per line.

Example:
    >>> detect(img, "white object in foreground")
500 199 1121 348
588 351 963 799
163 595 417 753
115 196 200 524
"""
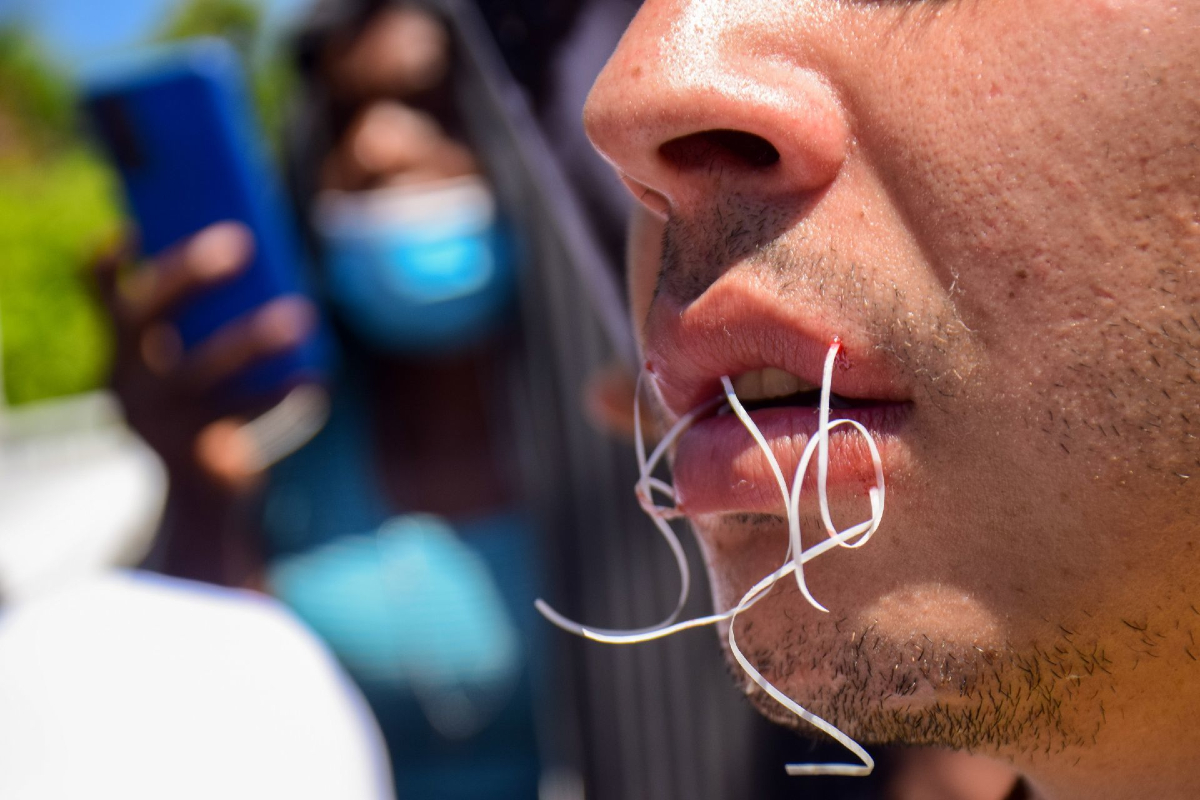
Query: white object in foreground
0 571 395 800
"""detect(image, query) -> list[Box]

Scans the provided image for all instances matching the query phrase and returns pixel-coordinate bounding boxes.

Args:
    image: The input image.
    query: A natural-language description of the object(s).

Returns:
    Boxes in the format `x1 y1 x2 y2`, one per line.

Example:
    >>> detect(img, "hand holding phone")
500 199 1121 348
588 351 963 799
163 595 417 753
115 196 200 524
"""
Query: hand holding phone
83 38 326 400
84 40 329 490
92 223 320 489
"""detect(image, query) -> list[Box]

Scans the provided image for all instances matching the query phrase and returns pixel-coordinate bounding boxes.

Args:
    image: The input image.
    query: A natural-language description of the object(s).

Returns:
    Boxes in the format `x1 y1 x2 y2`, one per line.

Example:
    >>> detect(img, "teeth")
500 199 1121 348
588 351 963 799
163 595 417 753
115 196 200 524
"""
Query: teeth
731 367 818 401
763 367 807 399
731 371 762 400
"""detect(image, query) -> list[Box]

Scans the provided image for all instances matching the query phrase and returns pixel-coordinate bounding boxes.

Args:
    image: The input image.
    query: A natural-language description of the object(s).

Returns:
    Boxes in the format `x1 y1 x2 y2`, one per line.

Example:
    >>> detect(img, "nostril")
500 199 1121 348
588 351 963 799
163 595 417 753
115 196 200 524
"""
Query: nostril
658 129 781 171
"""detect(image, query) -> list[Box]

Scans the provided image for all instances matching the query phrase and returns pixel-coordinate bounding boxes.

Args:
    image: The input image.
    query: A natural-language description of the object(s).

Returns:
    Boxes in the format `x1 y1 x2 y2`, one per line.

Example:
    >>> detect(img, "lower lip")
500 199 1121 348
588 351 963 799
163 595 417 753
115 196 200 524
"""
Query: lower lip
670 404 911 516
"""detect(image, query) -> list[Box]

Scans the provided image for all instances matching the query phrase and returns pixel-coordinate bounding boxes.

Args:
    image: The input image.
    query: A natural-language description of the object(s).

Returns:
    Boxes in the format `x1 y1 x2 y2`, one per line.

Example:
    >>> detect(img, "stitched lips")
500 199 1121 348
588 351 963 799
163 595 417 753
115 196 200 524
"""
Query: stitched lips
642 286 911 517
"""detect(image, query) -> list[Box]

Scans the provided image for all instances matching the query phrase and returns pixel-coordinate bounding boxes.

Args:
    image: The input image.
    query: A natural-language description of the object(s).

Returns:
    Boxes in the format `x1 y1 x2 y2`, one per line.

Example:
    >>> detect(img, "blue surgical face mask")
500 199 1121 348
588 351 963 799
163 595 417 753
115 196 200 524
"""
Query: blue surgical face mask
315 177 518 355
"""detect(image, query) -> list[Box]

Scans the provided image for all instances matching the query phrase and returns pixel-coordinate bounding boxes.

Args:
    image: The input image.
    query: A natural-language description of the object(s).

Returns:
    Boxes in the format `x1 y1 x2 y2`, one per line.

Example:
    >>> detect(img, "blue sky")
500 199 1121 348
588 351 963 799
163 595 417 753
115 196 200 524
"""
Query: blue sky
2 0 315 70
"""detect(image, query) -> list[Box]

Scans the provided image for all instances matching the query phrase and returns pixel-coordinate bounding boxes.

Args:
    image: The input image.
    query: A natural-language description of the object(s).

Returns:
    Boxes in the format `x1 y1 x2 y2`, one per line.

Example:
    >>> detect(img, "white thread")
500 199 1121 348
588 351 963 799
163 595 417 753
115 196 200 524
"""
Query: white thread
535 341 885 776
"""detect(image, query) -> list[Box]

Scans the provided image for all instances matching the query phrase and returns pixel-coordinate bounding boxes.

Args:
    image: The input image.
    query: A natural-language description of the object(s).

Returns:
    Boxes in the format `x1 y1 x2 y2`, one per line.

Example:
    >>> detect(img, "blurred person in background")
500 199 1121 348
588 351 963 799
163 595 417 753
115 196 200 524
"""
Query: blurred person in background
0 13 396 798
94 2 549 797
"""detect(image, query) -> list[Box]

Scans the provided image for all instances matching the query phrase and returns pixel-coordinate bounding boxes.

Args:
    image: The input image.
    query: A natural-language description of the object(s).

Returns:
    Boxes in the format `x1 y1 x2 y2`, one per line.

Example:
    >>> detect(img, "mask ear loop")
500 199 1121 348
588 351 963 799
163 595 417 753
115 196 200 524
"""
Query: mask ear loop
535 341 885 776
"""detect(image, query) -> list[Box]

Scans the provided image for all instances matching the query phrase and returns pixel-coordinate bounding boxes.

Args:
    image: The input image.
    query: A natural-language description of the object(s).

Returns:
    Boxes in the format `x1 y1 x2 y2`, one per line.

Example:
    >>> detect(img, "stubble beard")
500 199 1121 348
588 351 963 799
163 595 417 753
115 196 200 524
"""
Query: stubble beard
652 193 1199 764
716 581 1110 758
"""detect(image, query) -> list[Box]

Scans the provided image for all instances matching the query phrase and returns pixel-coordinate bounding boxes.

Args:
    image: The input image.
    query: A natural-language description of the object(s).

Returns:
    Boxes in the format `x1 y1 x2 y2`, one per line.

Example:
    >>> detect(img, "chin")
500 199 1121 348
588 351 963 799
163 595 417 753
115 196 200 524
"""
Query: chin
715 583 1100 756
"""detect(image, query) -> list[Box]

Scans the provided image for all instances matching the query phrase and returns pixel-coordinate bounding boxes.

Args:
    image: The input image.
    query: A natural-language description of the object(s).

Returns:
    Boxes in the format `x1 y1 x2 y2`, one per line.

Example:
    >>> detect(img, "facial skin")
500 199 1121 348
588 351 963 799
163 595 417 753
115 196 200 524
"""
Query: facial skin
320 7 477 192
587 1 1200 798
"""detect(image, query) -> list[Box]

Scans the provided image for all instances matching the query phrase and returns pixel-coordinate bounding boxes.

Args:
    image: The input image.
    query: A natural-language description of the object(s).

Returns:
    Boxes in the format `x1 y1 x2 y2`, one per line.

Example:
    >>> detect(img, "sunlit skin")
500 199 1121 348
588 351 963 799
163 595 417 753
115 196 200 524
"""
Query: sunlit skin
587 0 1200 798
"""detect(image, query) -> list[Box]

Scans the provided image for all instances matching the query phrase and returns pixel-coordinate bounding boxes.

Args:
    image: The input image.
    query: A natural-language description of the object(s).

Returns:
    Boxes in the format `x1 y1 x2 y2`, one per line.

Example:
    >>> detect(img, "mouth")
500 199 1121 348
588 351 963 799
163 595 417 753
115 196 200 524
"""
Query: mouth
642 288 914 519
669 368 910 517
719 367 880 415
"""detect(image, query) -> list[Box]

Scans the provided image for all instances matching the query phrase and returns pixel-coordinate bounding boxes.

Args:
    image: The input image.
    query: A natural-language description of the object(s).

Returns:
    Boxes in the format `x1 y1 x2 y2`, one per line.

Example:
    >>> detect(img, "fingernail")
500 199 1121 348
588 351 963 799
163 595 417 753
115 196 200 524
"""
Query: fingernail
259 298 317 347
193 222 254 276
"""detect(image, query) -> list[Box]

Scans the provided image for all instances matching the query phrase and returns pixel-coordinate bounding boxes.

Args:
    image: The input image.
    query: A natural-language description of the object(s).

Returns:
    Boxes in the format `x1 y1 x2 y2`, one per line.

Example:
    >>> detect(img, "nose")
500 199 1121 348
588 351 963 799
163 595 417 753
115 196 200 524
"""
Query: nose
584 0 849 218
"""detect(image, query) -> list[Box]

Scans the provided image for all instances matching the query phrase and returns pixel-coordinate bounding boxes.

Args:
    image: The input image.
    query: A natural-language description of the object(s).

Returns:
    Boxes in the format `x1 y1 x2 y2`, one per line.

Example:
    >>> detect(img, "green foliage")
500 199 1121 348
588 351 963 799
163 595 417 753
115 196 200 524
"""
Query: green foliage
0 2 300 405
0 148 119 405
154 0 297 148
251 46 298 150
157 0 262 62
0 28 118 405
0 27 75 151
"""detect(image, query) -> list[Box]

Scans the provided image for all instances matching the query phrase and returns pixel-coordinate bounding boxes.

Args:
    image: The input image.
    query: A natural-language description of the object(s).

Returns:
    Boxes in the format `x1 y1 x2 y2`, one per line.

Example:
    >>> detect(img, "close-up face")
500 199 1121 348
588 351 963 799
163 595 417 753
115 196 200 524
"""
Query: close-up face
590 0 1200 786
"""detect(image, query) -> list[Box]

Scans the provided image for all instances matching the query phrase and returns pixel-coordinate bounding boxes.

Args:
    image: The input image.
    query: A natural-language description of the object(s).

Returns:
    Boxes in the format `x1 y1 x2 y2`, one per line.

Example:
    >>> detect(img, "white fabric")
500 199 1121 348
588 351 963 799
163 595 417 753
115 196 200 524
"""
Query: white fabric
0 394 166 600
0 571 394 800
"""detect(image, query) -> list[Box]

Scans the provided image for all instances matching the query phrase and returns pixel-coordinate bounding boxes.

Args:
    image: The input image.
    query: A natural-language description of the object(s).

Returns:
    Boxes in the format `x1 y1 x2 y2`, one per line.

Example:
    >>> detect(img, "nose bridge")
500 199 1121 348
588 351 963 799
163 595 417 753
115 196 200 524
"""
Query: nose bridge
585 0 849 215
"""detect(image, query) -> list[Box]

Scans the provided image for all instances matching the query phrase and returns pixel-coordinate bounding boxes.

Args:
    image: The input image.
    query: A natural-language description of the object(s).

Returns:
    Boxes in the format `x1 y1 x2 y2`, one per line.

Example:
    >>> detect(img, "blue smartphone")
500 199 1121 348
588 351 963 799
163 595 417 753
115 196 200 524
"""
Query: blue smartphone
82 38 326 399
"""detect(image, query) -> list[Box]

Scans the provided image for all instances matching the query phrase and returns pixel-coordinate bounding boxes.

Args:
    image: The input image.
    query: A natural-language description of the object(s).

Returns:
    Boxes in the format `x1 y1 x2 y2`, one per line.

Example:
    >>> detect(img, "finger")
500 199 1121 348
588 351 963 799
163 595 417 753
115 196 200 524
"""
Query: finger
195 417 268 494
139 322 185 378
121 222 253 329
181 296 317 393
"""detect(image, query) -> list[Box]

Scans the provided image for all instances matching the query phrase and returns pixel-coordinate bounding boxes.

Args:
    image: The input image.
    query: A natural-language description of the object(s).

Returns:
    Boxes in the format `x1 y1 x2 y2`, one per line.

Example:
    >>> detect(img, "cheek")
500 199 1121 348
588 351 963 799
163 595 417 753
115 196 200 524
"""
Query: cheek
855 0 1200 291
854 0 1200 398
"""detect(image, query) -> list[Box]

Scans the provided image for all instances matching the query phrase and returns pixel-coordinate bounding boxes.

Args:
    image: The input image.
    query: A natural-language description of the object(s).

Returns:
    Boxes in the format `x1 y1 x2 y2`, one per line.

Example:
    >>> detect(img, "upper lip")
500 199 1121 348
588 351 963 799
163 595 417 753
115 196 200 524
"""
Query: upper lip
642 282 910 420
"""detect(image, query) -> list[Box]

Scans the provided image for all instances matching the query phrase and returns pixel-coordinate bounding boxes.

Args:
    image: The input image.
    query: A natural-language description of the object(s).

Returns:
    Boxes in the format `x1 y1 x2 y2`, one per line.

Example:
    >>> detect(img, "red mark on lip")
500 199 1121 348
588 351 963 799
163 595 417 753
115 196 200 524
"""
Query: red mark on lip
644 360 656 374
831 337 851 371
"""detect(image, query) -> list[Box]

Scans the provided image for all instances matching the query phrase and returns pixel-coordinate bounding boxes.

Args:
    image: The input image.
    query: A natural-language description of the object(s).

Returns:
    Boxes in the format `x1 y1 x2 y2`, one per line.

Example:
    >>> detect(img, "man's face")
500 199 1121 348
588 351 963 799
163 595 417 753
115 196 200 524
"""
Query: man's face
588 0 1200 786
